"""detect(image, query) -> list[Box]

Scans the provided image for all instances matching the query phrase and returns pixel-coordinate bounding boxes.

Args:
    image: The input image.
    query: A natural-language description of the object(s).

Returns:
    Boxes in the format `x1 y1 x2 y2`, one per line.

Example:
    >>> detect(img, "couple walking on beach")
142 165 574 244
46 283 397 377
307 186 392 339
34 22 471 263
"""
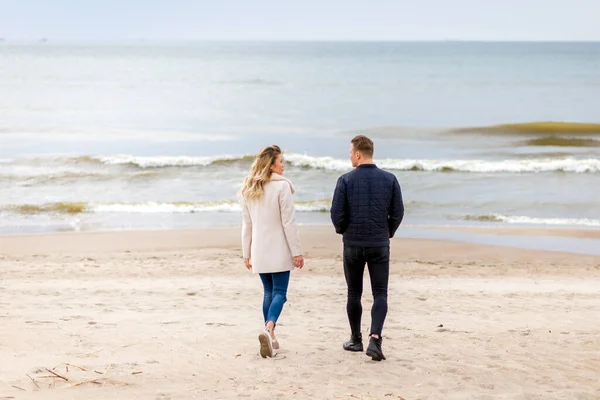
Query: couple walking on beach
240 135 404 361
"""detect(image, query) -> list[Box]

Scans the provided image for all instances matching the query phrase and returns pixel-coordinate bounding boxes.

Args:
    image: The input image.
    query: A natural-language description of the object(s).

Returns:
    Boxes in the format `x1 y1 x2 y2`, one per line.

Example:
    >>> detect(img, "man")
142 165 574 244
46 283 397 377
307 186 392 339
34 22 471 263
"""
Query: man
330 135 404 361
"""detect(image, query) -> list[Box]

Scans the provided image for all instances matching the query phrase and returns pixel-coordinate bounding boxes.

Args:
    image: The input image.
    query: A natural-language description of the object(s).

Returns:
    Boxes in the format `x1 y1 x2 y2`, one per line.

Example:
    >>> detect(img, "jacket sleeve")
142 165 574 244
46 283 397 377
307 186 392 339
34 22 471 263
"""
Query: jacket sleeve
388 176 404 238
241 198 252 259
279 184 303 257
330 175 348 235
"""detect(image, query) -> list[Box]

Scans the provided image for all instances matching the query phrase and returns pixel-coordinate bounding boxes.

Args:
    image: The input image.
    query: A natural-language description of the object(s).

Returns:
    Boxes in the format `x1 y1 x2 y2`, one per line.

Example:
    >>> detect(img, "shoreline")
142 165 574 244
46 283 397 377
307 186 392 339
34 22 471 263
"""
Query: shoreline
2 224 599 256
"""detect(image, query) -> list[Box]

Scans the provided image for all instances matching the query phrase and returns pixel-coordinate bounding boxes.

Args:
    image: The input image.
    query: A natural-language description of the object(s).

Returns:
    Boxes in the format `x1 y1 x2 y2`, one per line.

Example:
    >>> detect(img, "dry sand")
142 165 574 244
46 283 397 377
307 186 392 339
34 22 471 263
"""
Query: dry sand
1 227 599 400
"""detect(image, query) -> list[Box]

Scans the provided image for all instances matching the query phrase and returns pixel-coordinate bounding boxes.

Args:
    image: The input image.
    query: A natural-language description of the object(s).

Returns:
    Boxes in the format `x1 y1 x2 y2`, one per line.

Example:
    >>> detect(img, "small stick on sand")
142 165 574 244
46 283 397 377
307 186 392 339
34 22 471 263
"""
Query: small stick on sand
67 379 102 387
67 378 128 388
45 368 68 381
132 371 143 375
101 364 112 388
26 373 41 390
11 385 25 391
62 362 88 371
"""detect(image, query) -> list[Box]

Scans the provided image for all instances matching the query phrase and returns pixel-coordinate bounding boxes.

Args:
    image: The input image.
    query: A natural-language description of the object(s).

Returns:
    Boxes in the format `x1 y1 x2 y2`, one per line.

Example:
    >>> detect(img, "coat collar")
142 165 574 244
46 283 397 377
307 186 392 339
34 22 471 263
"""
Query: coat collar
270 173 295 194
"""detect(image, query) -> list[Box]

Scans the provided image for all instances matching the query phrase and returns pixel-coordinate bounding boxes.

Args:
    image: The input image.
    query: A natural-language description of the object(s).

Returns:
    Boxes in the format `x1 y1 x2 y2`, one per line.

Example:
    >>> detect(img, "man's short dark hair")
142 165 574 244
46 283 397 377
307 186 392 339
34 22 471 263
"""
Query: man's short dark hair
351 135 374 158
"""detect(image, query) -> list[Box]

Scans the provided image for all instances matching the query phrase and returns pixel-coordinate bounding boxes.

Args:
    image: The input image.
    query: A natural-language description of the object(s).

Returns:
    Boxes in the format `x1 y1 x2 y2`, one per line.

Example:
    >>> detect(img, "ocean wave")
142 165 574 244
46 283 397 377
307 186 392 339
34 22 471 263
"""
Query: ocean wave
465 214 600 227
286 154 600 173
4 154 599 174
7 202 87 214
0 171 106 183
521 136 600 147
3 200 332 215
452 121 600 135
512 152 577 159
0 170 160 184
88 154 255 168
3 154 255 169
285 154 350 171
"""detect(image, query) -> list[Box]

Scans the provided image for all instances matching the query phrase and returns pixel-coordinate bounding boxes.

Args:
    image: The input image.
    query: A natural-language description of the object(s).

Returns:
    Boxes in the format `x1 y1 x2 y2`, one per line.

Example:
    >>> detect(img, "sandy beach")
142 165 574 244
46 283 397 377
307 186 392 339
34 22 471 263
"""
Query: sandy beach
1 227 600 400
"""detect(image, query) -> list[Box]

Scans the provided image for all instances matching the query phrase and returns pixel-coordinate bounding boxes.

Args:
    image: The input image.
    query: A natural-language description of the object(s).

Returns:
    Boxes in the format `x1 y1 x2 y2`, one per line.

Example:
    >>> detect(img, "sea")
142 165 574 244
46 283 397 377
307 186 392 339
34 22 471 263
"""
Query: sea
1 41 599 235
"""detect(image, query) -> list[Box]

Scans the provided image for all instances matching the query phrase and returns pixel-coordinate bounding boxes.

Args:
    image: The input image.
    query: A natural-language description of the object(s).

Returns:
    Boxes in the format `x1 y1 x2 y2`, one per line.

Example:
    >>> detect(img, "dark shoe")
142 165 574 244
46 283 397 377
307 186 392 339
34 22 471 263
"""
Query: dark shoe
343 334 363 352
366 336 386 361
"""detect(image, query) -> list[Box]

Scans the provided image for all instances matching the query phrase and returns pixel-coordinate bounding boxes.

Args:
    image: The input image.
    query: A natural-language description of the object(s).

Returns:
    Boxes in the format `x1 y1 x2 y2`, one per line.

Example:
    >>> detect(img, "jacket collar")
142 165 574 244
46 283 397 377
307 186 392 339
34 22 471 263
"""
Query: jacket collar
357 164 377 169
271 173 295 194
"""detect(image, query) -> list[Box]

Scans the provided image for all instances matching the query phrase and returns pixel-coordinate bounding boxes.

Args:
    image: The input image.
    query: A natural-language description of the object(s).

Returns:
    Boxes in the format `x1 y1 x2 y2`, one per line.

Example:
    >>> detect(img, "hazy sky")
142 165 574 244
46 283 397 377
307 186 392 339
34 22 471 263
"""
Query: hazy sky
1 0 599 42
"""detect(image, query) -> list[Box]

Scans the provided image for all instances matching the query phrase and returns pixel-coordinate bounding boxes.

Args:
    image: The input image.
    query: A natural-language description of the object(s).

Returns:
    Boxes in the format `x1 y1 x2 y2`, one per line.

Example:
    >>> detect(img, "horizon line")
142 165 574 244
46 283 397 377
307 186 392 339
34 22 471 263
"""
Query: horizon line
2 38 600 44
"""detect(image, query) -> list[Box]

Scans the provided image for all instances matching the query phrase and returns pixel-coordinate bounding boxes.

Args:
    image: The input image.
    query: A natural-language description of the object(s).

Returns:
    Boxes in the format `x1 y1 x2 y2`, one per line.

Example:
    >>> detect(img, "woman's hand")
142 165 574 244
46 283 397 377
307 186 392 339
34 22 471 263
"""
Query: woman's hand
244 258 252 270
293 255 304 269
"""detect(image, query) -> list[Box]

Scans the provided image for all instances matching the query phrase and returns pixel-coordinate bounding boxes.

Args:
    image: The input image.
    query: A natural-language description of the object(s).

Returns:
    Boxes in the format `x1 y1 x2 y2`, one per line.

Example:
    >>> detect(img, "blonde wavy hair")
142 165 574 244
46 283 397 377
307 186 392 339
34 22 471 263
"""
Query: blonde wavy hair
240 145 282 200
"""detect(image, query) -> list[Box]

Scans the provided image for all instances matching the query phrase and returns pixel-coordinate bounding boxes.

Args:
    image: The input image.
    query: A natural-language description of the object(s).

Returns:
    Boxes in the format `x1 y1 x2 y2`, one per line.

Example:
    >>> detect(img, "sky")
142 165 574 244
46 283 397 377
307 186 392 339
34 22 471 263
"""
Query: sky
1 0 599 42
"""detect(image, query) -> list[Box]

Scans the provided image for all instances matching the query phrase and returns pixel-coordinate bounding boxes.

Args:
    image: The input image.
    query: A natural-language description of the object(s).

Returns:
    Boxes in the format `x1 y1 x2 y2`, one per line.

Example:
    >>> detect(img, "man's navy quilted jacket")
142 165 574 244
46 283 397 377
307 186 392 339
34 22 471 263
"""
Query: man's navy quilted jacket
330 164 404 247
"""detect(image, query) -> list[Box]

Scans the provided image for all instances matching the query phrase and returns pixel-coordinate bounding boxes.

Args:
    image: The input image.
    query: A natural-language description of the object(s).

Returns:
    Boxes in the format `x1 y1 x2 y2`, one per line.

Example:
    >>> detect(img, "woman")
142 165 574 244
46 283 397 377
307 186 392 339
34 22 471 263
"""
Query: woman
241 145 304 358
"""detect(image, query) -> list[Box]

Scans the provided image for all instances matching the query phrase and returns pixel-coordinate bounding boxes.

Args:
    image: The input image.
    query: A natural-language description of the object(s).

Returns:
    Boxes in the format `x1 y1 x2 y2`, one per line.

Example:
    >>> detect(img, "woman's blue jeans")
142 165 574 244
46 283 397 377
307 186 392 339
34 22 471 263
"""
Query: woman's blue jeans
259 271 290 325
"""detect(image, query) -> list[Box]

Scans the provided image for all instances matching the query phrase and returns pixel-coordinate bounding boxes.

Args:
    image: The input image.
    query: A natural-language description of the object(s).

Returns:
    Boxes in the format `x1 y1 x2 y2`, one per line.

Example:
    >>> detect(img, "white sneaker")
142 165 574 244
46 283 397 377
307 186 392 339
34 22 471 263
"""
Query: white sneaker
258 329 273 358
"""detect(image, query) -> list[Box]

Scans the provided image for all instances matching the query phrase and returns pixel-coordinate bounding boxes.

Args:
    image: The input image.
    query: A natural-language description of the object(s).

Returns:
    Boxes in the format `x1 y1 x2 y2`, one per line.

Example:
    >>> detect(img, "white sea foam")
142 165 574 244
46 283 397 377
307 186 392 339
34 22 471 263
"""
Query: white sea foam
89 200 330 213
469 213 600 227
91 154 251 168
89 201 242 213
285 154 600 173
5 154 599 173
3 200 331 214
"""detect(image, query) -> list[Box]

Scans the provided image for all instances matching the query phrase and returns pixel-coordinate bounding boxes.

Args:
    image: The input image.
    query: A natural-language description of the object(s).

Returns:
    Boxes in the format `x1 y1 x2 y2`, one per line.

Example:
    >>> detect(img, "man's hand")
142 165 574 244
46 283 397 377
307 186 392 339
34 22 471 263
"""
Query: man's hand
244 258 252 270
293 255 304 269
